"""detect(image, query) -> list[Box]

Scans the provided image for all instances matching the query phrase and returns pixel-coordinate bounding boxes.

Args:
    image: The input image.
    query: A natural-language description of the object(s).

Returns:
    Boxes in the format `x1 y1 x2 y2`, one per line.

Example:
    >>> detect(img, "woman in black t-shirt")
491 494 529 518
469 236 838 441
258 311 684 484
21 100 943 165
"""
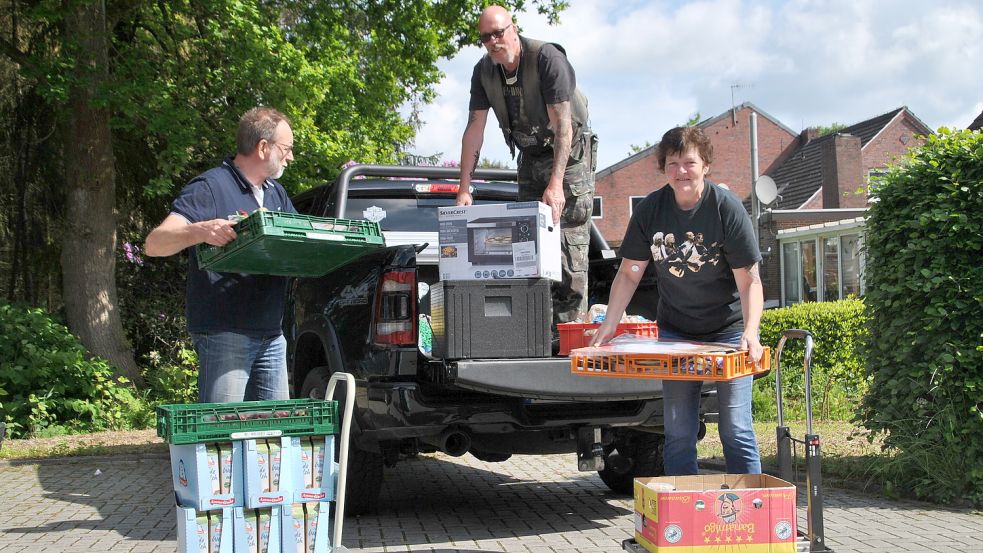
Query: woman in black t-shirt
590 126 765 476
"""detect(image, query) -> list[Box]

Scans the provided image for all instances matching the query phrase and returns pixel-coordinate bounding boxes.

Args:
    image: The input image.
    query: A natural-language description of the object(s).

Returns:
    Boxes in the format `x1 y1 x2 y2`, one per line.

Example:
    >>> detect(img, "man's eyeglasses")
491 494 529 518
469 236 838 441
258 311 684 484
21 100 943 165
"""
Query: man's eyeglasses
273 142 294 156
479 24 513 44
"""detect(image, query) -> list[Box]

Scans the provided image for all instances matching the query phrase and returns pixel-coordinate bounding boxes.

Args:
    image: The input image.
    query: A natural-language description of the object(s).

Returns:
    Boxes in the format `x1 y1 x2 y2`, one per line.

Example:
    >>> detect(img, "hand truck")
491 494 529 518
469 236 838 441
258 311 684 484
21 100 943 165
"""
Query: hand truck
621 329 833 553
775 329 833 553
325 372 356 553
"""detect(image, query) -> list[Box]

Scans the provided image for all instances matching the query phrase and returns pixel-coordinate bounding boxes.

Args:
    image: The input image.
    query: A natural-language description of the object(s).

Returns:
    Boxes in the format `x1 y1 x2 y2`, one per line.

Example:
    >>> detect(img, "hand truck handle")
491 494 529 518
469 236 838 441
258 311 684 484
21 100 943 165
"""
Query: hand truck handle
325 371 356 550
774 329 815 434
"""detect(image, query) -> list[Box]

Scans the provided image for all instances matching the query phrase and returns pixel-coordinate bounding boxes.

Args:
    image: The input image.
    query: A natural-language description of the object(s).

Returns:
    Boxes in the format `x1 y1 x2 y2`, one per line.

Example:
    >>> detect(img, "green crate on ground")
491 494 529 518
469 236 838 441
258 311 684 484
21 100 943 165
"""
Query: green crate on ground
156 398 338 445
196 210 384 277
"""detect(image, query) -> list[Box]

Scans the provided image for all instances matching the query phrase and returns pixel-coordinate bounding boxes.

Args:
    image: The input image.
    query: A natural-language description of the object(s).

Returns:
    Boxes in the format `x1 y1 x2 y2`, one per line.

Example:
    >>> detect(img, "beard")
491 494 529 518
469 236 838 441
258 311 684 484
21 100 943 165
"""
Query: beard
267 152 286 180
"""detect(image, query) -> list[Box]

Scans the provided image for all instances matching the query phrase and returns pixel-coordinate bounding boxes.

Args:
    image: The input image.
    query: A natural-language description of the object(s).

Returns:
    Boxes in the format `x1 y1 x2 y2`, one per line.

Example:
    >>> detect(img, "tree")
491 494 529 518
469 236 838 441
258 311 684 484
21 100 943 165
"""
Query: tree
1 1 567 381
816 123 847 136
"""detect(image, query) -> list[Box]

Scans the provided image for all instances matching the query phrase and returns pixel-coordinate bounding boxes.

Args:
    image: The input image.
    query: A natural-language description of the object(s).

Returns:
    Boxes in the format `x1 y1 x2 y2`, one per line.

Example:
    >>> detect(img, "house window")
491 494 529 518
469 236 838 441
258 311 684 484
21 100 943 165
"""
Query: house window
868 168 889 185
592 196 603 218
823 237 839 301
779 227 864 305
629 196 646 215
781 239 817 305
840 233 862 297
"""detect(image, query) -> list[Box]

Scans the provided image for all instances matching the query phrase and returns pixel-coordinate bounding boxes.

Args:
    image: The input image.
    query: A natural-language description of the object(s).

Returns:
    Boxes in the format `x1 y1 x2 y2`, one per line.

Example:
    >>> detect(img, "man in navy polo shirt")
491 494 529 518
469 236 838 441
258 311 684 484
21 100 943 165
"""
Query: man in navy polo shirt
145 107 297 403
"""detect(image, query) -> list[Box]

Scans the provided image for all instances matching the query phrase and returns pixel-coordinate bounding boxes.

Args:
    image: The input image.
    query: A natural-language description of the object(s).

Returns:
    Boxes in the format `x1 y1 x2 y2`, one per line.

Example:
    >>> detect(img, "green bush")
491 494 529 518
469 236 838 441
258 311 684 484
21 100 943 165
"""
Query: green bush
115 232 197 402
143 346 199 405
861 128 983 505
0 303 148 438
754 298 868 421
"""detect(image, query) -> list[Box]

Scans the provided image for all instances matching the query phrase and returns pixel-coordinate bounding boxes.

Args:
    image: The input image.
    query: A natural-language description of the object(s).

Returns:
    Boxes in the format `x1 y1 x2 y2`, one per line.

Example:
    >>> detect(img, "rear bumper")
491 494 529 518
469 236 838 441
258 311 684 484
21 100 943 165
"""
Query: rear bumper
358 381 664 444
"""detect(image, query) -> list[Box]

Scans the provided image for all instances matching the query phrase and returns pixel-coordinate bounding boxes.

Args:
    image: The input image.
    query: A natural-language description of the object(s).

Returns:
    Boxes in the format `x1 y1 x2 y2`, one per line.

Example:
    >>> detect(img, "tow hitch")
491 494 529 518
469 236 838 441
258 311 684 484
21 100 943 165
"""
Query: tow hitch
576 427 605 471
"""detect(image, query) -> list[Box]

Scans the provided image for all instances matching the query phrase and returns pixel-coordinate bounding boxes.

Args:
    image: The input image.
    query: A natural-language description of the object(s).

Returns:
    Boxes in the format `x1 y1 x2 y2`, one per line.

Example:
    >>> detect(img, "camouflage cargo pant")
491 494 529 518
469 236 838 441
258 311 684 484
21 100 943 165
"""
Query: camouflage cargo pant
517 130 597 326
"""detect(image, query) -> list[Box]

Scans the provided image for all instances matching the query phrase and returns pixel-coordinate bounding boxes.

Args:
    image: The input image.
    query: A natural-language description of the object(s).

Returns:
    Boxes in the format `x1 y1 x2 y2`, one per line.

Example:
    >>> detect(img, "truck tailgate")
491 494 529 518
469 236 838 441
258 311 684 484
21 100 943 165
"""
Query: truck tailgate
449 358 665 401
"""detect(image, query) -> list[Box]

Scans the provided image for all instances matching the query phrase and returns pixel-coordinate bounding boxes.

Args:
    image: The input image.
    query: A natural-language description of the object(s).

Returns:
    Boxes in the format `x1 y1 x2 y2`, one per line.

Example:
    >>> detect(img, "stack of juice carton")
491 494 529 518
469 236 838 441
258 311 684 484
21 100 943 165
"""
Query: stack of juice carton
169 435 337 553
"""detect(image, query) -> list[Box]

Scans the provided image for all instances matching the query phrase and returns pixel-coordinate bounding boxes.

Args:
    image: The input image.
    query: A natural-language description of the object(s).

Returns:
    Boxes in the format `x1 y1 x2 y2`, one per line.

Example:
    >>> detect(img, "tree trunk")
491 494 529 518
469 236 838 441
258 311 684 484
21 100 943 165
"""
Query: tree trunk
61 0 142 385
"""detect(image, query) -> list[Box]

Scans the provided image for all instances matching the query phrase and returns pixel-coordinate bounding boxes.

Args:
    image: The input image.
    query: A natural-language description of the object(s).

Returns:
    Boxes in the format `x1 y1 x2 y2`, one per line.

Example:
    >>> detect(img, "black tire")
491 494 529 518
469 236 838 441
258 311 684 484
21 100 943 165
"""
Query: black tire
597 431 665 494
301 367 384 515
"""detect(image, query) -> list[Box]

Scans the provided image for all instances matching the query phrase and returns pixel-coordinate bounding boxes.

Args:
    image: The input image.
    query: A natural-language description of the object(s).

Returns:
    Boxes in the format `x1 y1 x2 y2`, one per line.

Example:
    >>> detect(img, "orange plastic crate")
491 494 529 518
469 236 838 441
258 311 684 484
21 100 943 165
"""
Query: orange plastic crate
557 321 658 356
570 343 770 381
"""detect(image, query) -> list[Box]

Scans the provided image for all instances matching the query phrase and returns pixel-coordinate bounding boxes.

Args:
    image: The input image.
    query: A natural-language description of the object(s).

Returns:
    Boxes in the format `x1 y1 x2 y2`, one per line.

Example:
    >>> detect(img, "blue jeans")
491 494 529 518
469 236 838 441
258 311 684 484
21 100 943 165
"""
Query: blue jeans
659 327 761 475
191 332 289 403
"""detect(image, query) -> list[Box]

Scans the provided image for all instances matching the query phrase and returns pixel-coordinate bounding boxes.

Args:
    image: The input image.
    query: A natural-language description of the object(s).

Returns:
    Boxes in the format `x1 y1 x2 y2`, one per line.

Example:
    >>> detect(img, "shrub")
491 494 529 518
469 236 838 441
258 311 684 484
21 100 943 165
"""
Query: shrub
143 346 199 405
115 232 196 401
0 303 147 438
754 298 868 421
860 128 983 505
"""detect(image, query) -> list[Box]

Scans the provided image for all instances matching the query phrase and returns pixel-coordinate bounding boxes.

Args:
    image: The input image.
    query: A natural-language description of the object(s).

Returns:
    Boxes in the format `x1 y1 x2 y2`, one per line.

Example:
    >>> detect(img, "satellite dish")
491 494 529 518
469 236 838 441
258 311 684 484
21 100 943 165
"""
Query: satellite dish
754 175 778 205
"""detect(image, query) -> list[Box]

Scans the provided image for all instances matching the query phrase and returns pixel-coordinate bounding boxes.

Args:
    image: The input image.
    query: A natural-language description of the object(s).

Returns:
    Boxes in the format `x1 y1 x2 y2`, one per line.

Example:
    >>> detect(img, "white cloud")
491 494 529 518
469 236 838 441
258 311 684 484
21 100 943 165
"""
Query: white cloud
406 0 983 170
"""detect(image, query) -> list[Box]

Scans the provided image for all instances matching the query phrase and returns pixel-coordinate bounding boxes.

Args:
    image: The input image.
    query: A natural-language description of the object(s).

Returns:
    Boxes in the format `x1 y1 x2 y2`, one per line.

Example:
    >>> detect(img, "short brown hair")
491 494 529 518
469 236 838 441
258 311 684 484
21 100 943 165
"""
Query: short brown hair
237 107 290 155
656 126 713 171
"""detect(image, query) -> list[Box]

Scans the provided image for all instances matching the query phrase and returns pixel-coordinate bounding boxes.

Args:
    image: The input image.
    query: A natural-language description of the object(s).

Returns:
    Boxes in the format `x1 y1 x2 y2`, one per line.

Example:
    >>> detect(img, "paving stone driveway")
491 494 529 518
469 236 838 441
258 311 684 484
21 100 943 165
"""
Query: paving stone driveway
1 450 980 552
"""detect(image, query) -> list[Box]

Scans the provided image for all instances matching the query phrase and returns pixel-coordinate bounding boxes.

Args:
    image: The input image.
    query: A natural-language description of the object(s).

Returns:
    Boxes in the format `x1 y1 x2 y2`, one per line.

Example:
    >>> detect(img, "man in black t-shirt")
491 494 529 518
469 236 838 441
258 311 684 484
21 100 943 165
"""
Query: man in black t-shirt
456 5 597 330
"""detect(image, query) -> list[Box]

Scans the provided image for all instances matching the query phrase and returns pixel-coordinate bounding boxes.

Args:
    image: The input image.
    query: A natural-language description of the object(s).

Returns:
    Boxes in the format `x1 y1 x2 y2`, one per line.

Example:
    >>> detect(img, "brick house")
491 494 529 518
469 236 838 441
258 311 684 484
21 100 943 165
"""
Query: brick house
592 103 798 247
592 105 933 307
760 107 932 305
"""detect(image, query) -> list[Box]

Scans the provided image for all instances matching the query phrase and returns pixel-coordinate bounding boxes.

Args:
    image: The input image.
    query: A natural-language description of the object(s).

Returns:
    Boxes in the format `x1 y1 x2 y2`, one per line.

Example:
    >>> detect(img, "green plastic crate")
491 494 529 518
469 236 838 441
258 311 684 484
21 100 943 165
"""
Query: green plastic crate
196 211 384 277
156 398 338 445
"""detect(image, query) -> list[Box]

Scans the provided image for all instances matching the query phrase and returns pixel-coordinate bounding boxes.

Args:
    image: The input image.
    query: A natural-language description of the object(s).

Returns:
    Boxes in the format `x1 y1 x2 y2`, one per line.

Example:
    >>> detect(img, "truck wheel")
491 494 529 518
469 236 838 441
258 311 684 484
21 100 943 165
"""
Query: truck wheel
597 431 665 494
302 367 384 515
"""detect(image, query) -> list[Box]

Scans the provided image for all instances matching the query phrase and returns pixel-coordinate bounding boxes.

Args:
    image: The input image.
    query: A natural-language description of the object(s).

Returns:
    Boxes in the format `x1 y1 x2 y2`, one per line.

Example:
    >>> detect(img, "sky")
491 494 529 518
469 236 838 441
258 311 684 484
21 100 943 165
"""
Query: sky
407 0 983 171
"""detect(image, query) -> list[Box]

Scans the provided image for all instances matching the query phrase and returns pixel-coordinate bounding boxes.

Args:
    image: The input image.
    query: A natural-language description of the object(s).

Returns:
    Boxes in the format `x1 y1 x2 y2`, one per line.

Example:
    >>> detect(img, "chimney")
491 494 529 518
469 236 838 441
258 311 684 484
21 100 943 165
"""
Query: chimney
800 128 819 144
820 134 863 209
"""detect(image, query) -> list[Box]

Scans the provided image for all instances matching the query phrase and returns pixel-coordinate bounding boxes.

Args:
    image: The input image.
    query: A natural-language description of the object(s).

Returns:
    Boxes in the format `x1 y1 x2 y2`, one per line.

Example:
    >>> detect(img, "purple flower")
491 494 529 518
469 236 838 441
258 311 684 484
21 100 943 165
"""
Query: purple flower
122 242 144 266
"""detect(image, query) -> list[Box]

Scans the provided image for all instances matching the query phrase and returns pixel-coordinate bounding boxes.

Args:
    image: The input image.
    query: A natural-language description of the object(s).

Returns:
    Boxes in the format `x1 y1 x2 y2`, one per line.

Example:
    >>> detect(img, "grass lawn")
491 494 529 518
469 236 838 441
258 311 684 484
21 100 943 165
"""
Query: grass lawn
698 420 887 493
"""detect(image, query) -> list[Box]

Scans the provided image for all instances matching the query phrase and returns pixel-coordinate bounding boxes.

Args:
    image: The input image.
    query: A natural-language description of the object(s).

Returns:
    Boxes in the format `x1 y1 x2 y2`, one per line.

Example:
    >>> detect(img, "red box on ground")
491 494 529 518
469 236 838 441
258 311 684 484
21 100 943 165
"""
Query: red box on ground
557 321 658 355
634 474 797 553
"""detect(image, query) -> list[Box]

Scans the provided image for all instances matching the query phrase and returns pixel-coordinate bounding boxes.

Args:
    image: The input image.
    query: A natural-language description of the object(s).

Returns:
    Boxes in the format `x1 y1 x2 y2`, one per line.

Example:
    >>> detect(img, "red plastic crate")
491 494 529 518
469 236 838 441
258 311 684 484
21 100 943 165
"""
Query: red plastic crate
557 321 658 356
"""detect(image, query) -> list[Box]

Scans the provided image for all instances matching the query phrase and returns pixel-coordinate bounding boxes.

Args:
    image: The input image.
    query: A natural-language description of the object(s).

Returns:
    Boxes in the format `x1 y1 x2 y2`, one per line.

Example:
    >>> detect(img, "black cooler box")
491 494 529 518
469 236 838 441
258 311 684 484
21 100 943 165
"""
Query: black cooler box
430 279 552 359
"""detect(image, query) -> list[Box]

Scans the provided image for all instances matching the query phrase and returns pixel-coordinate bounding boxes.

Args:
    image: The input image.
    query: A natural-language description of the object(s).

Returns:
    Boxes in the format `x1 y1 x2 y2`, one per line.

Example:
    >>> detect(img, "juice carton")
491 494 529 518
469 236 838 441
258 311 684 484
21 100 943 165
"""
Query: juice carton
289 504 306 553
268 440 282 491
241 509 259 553
218 443 235 495
206 444 221 495
304 503 320 553
195 512 209 553
258 508 272 553
299 439 314 488
208 510 223 553
257 440 271 493
311 438 325 489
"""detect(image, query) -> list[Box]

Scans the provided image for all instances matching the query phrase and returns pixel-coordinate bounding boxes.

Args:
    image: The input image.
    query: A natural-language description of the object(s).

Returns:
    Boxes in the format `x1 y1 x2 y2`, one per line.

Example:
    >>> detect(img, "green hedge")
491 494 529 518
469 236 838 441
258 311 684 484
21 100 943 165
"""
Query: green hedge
861 128 983 505
754 298 867 421
0 303 150 438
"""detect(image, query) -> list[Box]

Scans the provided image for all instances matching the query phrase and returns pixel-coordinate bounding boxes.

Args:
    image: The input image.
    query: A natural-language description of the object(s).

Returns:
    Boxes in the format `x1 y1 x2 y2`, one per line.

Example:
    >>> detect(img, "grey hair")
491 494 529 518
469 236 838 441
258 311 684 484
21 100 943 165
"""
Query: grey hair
236 107 290 155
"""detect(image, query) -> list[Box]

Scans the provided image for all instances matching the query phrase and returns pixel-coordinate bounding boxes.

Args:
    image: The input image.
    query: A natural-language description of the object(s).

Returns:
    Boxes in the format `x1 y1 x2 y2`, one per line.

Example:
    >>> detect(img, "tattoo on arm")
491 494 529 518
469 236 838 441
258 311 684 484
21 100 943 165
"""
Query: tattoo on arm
469 150 480 179
547 101 573 175
744 263 762 284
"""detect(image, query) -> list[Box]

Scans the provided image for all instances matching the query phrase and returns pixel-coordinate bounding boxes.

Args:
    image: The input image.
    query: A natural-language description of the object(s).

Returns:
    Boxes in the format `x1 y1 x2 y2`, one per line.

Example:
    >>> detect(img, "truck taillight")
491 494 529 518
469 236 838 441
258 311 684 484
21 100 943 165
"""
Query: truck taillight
374 269 416 345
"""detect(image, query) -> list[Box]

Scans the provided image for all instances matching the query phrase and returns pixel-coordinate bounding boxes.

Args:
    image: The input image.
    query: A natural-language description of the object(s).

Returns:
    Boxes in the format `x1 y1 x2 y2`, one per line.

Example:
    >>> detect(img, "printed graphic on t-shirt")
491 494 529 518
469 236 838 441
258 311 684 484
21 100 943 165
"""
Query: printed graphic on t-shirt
650 231 721 278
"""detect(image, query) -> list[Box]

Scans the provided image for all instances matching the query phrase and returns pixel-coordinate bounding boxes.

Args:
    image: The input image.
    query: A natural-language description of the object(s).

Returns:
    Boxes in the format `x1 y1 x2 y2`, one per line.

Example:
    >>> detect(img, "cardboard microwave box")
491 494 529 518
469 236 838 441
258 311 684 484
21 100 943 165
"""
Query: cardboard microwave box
437 201 561 282
634 474 797 553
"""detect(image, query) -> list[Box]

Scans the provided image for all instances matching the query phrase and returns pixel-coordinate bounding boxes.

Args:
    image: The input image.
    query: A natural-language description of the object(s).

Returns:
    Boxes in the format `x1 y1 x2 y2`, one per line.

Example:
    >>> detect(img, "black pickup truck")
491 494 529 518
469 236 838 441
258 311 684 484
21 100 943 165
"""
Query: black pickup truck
286 164 714 514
